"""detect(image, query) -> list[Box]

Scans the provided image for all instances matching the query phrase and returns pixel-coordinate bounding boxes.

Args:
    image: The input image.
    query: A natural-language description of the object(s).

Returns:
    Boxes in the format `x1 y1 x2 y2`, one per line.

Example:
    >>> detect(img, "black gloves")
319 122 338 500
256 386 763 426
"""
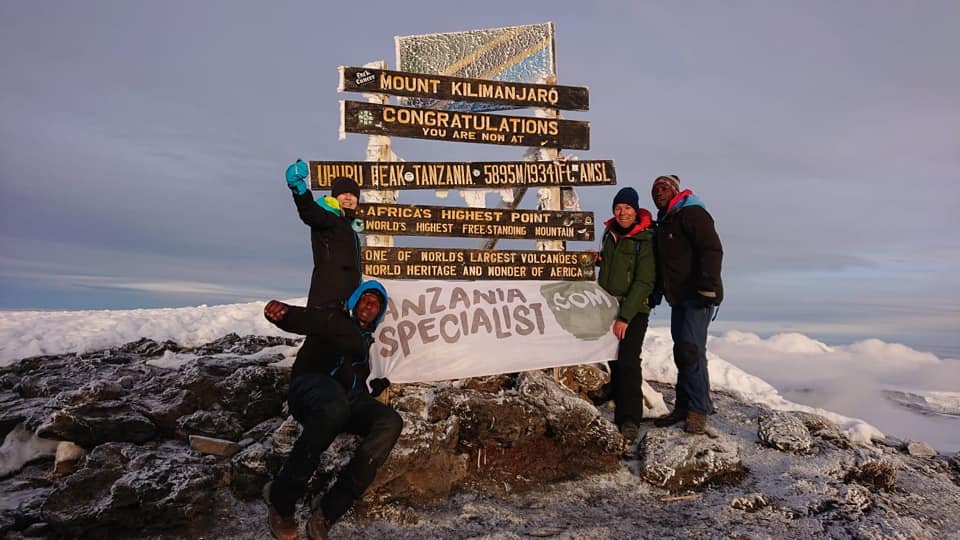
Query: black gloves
369 377 391 397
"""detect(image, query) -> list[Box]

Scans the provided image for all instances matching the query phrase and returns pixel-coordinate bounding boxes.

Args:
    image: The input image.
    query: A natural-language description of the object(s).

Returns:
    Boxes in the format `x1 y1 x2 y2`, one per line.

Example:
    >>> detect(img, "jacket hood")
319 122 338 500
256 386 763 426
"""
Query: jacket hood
316 195 344 216
603 208 653 237
658 189 705 220
347 279 389 329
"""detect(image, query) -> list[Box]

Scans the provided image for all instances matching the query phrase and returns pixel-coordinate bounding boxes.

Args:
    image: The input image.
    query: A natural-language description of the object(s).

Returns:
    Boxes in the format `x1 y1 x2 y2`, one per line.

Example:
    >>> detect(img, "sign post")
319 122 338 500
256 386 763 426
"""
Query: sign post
309 159 615 190
324 22 612 281
355 203 594 241
361 247 596 280
341 101 590 150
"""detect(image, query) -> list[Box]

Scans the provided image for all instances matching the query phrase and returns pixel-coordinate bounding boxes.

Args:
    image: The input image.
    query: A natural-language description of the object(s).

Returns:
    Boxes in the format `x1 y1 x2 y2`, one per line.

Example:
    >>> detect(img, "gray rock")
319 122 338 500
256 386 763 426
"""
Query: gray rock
841 484 872 515
176 409 245 441
730 493 770 512
116 337 181 357
230 442 282 500
137 387 198 438
36 402 156 447
758 412 815 454
842 456 898 491
906 440 937 457
43 442 220 537
0 463 53 533
639 428 744 492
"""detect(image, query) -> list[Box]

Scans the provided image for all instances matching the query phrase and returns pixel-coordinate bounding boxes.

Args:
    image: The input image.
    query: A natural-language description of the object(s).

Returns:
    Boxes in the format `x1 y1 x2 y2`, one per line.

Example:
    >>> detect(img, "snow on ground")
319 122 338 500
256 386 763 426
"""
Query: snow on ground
2 301 958 451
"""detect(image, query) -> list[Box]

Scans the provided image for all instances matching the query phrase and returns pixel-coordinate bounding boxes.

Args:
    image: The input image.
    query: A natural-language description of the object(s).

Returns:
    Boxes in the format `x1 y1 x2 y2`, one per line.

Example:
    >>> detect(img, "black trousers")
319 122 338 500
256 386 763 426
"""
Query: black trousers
270 373 403 522
611 311 649 427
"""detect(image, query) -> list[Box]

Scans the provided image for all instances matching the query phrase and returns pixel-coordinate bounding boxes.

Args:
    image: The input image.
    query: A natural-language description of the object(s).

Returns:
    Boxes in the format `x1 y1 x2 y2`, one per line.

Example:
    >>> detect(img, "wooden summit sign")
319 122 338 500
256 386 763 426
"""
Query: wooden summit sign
340 66 589 111
356 203 594 241
361 247 597 280
309 160 615 190
341 101 590 150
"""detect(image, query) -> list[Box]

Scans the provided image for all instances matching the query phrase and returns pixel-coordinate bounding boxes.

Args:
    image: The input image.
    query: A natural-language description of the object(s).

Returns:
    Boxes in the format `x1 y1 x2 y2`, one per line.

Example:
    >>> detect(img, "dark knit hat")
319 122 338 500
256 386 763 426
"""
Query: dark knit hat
612 187 640 213
652 174 681 191
331 176 361 198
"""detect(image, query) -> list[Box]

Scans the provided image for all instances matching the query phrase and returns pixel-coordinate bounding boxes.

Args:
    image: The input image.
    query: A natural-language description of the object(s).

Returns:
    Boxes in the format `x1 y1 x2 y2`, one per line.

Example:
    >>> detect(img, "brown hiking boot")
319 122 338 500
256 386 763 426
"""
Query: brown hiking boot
653 408 687 427
306 510 330 540
684 411 707 434
262 481 298 540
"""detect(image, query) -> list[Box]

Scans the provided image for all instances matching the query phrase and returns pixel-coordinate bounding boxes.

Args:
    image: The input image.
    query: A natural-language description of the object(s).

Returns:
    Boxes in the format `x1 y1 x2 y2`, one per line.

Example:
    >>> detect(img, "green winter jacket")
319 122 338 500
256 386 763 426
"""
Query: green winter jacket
597 210 656 322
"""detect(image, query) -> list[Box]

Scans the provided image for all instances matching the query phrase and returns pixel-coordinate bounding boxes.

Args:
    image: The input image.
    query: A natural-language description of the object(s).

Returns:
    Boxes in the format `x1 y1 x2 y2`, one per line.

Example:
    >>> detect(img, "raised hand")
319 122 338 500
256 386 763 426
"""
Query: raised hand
263 300 289 322
285 159 308 195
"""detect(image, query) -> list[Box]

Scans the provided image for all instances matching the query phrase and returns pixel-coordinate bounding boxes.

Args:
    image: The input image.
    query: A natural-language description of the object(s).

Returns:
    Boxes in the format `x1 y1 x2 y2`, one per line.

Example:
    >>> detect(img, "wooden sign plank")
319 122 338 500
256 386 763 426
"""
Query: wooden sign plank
340 66 589 111
361 247 597 281
308 160 615 190
341 101 589 150
356 203 595 241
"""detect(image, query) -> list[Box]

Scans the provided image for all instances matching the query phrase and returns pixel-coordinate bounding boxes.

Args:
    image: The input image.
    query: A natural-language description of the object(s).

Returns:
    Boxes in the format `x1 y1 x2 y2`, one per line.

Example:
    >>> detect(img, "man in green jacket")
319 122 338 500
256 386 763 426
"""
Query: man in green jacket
597 187 656 445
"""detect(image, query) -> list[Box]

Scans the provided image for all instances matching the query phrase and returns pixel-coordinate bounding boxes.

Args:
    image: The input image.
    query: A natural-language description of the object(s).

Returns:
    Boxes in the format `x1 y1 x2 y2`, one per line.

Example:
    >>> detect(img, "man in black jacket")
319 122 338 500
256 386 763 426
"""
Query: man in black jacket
649 174 723 435
263 280 401 540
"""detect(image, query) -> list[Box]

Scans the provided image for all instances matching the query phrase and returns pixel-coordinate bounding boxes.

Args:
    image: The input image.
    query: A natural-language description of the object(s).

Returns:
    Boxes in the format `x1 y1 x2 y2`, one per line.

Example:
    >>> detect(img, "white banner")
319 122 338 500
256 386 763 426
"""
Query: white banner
369 278 621 383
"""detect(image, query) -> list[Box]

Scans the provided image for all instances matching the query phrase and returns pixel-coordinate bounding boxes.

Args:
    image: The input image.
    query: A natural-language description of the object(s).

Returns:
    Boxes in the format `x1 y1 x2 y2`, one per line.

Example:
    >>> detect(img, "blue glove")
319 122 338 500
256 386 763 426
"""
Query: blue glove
285 159 308 195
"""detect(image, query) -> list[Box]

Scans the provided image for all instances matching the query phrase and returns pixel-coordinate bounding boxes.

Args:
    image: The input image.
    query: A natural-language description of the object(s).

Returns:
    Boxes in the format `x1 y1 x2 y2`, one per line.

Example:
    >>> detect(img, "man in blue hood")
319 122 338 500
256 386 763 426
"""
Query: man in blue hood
263 280 402 540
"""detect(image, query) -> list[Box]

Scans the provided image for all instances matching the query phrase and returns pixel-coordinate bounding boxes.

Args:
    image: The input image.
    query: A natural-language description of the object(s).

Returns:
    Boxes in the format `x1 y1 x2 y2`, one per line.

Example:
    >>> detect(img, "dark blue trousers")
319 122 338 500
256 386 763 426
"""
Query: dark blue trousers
670 300 715 415
270 373 403 523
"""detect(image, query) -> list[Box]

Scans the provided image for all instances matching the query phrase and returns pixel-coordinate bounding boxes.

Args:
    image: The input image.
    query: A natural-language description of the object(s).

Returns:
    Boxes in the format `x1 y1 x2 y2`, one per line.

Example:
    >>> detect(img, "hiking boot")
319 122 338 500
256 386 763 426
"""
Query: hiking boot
684 411 707 435
262 481 298 540
306 510 330 540
620 421 640 446
653 408 687 428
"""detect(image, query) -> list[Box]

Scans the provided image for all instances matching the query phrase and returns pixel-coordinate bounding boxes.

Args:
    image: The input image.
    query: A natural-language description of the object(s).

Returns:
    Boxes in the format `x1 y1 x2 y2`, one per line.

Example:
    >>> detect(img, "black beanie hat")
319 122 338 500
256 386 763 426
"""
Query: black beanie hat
612 187 640 213
331 176 361 199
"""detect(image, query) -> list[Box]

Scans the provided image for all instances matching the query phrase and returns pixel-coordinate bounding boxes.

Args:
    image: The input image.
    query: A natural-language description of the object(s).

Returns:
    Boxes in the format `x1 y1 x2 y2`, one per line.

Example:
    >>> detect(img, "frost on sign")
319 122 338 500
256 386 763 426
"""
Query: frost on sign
395 22 556 112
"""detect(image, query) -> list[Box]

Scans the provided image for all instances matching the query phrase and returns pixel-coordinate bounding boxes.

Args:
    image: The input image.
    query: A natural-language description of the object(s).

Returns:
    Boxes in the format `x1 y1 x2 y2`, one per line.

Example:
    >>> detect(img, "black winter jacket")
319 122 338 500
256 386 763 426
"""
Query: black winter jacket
655 195 723 306
290 280 389 392
292 191 362 308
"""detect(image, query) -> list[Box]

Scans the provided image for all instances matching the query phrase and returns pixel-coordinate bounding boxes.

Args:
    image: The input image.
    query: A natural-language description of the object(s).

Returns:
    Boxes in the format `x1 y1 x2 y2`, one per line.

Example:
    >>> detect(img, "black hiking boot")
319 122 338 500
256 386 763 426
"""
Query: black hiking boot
653 408 688 428
620 421 640 446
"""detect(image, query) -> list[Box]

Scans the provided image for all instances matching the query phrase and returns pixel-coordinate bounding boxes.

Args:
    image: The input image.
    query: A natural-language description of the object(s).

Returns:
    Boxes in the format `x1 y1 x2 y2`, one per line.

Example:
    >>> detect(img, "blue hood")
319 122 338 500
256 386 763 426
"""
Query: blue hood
347 279 389 329
658 189 706 221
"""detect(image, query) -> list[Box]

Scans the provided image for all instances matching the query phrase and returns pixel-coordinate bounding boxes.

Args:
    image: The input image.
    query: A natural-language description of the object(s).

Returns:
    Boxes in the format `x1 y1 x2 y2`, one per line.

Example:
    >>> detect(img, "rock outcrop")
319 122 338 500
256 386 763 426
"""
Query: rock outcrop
1 335 959 539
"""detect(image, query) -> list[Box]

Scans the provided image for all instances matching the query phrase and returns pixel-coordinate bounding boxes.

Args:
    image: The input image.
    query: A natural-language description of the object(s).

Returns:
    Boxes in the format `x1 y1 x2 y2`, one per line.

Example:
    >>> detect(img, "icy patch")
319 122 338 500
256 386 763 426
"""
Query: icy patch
0 424 59 477
147 350 201 369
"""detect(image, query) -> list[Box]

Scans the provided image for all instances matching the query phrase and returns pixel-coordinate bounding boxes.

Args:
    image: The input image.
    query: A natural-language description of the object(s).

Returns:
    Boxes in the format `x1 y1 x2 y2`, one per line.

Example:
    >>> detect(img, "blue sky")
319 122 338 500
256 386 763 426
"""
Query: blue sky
1 1 958 355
